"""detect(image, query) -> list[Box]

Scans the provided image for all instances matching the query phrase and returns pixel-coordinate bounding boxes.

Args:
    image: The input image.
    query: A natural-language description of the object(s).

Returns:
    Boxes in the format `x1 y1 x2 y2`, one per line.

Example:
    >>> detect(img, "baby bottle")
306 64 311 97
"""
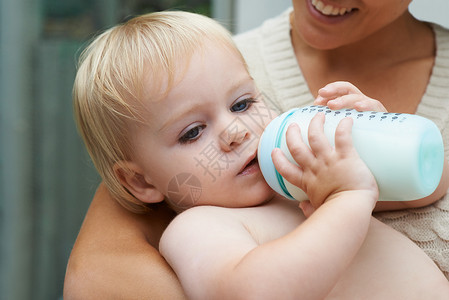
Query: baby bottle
258 105 444 201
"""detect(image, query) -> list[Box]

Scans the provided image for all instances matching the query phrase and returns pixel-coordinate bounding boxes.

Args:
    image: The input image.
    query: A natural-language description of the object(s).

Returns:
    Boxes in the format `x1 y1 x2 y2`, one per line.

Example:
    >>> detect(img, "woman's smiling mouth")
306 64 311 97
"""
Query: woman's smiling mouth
311 0 356 16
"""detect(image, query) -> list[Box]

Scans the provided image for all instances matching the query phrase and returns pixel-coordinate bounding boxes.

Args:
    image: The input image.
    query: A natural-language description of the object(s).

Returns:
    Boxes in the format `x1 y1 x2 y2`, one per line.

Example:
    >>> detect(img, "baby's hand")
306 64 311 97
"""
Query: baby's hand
271 113 378 209
314 81 387 112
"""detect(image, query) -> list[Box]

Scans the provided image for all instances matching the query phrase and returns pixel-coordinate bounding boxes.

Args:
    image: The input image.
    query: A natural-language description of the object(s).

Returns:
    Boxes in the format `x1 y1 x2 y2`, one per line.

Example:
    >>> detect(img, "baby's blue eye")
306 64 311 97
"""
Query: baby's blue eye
179 125 205 144
230 98 257 112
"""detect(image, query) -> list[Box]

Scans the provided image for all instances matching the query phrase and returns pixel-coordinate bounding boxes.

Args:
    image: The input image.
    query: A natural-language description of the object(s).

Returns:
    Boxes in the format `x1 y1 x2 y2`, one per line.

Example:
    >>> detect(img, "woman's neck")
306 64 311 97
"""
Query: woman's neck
292 11 433 73
291 11 435 112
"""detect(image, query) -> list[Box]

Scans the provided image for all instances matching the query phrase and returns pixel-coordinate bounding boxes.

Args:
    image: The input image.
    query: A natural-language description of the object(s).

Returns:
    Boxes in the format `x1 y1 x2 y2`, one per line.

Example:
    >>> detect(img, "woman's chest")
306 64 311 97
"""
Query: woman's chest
299 51 434 114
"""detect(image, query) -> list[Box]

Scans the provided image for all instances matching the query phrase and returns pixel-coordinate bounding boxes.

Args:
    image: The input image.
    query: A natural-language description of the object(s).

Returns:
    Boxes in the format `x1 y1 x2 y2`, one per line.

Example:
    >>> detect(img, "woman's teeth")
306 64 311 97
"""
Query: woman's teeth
311 0 354 16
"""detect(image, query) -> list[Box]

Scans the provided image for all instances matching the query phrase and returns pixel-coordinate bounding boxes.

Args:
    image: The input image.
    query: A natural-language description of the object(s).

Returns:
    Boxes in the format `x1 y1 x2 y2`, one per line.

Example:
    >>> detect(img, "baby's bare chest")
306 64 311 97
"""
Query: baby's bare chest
234 199 306 245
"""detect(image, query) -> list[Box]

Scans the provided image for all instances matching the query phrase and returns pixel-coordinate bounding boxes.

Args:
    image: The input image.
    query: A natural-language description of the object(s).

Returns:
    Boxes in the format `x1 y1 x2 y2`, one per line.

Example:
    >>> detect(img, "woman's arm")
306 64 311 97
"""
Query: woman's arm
63 183 186 300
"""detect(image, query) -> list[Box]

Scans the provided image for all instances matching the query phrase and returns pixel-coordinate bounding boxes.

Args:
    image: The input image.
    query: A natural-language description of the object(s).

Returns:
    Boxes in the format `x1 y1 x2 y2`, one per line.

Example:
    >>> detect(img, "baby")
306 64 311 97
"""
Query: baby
73 11 449 299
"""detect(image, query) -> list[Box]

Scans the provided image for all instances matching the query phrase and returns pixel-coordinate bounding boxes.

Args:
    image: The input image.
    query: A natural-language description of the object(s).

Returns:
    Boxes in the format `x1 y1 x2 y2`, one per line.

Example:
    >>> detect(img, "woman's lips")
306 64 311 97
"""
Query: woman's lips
308 0 358 23
311 0 354 16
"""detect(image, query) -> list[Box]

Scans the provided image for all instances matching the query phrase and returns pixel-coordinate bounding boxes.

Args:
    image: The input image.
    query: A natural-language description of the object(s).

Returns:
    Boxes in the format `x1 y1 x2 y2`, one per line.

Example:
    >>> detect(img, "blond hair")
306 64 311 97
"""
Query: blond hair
73 11 238 213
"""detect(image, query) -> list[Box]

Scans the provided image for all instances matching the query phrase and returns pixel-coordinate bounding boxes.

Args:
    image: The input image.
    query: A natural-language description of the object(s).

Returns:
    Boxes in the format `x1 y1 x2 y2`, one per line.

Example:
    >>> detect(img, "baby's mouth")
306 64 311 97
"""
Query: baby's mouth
238 156 259 175
311 0 356 16
246 157 258 168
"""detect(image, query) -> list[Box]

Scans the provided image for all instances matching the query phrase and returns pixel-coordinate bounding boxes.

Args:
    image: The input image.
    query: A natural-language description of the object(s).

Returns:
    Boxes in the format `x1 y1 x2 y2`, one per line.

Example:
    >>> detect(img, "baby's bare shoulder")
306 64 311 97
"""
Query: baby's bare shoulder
177 197 301 223
163 199 305 246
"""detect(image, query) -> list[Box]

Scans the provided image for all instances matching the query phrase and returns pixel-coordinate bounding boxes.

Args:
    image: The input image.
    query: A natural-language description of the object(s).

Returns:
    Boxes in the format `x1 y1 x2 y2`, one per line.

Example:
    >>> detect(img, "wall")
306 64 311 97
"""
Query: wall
0 1 112 299
410 0 449 29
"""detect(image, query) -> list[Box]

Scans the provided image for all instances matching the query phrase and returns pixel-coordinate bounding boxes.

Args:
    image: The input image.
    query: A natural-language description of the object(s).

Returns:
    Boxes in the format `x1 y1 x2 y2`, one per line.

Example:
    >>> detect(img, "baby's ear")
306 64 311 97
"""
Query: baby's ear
114 161 165 204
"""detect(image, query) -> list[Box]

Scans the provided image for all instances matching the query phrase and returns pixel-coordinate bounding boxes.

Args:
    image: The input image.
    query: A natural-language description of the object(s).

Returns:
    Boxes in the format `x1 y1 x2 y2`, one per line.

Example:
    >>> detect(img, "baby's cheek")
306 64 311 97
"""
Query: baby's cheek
166 172 203 210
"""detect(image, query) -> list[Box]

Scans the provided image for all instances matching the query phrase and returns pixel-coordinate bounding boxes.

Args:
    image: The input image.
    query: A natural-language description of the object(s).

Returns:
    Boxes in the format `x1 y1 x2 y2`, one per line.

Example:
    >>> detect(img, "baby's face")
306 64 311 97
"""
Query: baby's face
129 41 277 211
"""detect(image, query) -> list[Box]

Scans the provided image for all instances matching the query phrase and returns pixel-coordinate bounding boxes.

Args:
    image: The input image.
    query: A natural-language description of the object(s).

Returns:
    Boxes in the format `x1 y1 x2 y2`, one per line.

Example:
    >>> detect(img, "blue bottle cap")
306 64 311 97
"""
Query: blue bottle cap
258 108 298 200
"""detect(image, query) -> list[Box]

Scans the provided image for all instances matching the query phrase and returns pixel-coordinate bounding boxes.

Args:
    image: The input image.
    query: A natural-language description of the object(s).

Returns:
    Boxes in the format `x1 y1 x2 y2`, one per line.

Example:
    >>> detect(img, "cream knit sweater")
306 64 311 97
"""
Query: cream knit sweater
235 8 449 278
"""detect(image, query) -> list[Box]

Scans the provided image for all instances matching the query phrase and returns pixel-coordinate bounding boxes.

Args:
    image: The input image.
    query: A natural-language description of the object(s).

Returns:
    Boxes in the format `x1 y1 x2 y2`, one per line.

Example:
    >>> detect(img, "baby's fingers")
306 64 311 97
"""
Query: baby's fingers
317 94 365 110
299 201 316 218
319 81 362 96
334 117 355 155
314 81 387 112
285 122 315 168
271 148 304 186
352 98 387 112
306 113 332 157
314 81 362 105
315 92 387 113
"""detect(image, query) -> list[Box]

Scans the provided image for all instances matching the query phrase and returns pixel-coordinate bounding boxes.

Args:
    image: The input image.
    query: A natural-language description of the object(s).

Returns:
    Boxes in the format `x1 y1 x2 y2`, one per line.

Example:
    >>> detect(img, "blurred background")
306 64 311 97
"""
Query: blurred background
0 0 447 299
